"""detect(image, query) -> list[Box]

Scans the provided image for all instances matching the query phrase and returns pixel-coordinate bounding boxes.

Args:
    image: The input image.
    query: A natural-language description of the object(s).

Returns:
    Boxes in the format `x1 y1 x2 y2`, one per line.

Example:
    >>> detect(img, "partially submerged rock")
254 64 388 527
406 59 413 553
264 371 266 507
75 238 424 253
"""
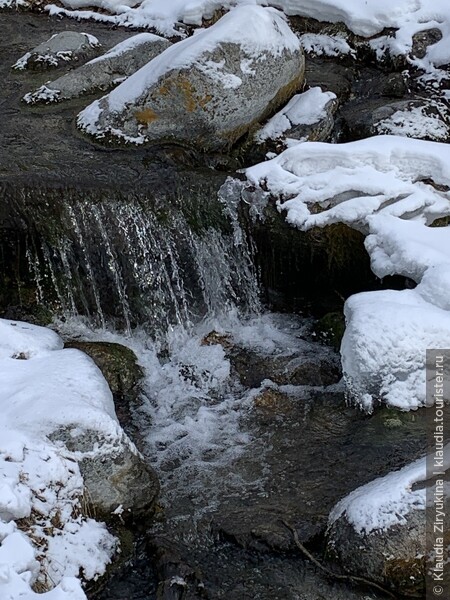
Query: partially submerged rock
64 340 145 445
202 328 341 388
24 33 171 104
77 6 305 150
13 31 101 71
326 456 450 597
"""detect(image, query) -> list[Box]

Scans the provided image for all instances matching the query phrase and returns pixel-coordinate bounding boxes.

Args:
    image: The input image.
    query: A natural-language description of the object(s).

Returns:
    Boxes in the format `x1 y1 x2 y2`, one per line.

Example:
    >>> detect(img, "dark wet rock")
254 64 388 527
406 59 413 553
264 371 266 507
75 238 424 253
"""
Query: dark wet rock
354 69 409 99
52 427 160 523
77 6 305 151
213 505 321 554
313 312 345 350
64 341 143 402
147 537 207 600
64 340 144 442
243 196 380 314
24 33 172 104
305 59 354 102
12 31 101 71
411 28 443 60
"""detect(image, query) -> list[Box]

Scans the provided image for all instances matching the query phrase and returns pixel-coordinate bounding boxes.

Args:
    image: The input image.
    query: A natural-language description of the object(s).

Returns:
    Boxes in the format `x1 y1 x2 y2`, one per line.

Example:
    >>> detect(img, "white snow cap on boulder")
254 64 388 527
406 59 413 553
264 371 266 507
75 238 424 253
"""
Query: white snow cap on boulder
245 136 450 411
77 5 304 149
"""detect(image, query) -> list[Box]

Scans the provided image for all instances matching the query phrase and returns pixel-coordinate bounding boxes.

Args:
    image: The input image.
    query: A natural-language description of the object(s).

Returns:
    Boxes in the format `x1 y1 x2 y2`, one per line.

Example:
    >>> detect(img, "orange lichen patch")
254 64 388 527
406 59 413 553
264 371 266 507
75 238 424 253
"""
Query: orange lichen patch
135 108 159 125
198 94 213 108
178 77 197 112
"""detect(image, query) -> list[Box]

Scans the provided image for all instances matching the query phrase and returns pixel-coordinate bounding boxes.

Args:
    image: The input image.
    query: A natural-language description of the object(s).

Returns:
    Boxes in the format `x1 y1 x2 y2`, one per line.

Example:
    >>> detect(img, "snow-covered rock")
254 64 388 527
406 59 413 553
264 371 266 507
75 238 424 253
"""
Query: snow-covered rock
327 451 450 596
244 136 450 410
77 6 304 150
44 0 450 75
24 33 171 105
0 319 158 599
255 87 337 145
341 98 450 143
13 31 100 71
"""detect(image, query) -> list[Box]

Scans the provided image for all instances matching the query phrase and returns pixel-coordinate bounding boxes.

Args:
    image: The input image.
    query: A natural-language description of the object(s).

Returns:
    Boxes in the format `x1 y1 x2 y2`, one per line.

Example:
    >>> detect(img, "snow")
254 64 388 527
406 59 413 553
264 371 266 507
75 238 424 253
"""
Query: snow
41 0 450 73
256 87 336 142
0 319 120 599
245 136 450 410
328 456 428 534
376 103 449 141
87 32 166 64
299 33 354 57
77 5 300 138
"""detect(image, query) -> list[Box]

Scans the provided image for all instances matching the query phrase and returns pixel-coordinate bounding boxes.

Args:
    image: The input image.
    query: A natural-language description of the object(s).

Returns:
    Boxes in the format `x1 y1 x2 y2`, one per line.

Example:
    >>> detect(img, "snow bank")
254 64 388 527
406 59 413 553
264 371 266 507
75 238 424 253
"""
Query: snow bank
245 136 450 410
0 319 119 599
43 0 450 72
246 136 450 232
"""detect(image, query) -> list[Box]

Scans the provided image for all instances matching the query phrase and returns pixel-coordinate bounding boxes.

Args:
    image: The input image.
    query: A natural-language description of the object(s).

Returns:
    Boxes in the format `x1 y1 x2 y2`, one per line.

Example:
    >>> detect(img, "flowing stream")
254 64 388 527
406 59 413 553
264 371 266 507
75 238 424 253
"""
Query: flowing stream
47 181 428 600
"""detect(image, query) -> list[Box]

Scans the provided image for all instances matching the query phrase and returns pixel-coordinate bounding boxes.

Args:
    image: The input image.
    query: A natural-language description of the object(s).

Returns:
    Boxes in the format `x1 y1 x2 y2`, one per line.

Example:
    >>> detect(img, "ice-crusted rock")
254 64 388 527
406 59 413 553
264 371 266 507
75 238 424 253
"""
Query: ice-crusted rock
13 31 101 71
77 6 305 150
326 454 450 597
24 33 171 104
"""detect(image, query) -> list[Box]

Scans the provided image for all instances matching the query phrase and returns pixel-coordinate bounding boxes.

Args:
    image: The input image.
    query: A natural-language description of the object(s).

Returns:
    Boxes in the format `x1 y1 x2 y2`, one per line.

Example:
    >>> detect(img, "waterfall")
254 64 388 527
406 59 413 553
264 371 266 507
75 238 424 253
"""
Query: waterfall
19 177 260 334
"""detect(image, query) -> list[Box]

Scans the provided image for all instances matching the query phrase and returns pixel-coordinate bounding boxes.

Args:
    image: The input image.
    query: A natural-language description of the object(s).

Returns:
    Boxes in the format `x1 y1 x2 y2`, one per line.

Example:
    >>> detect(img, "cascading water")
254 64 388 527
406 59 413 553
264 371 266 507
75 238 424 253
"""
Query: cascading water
19 176 260 336
19 176 424 600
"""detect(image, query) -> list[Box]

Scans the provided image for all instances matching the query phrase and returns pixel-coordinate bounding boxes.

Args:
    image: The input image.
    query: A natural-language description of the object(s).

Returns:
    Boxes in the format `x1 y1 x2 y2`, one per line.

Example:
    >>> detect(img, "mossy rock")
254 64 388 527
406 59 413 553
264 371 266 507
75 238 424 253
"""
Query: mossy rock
64 341 143 401
314 312 345 350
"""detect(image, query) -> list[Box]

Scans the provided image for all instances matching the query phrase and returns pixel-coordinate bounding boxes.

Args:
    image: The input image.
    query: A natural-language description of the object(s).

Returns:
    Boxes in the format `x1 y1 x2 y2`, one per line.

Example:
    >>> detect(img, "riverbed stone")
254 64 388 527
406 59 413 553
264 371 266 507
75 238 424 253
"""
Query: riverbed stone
202 331 342 388
24 33 172 104
64 340 144 442
77 6 305 151
327 506 428 596
51 427 160 523
13 31 101 71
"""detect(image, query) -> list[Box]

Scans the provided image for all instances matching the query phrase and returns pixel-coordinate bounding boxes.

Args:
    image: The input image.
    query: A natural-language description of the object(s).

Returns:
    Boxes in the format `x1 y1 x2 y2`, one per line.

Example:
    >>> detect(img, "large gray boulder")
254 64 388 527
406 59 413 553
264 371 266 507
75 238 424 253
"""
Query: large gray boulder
77 5 305 151
24 33 172 104
13 31 101 71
